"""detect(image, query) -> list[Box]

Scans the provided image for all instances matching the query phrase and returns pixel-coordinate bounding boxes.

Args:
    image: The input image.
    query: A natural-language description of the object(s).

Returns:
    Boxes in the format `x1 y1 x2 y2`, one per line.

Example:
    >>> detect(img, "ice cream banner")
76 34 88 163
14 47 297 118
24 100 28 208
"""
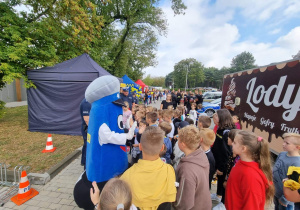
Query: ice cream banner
222 60 300 153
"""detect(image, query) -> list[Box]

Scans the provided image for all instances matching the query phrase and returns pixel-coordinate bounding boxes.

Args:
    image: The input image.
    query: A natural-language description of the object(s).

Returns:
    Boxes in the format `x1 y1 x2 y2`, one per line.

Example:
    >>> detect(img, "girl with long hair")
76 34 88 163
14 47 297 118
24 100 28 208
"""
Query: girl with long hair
160 93 173 110
211 109 235 203
225 130 274 209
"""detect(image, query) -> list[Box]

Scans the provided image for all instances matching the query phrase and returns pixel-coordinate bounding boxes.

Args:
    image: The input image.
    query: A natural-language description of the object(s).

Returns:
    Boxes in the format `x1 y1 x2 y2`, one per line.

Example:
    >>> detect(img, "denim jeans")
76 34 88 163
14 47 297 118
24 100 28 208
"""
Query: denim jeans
274 196 294 210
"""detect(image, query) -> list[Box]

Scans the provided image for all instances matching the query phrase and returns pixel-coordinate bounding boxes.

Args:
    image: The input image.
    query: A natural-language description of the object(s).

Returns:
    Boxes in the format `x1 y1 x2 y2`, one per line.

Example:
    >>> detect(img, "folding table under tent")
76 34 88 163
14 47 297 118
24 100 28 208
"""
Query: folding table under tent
27 53 120 135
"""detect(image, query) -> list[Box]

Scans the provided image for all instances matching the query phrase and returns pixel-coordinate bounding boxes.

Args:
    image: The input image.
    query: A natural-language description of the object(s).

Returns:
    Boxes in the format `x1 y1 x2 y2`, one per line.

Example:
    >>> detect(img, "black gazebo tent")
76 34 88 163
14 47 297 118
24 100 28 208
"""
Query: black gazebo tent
27 53 114 135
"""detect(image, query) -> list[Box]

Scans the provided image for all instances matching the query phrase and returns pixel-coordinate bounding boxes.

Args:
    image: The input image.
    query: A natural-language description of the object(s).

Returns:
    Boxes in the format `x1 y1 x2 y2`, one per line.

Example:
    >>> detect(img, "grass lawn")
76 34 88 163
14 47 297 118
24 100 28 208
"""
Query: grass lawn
0 106 83 173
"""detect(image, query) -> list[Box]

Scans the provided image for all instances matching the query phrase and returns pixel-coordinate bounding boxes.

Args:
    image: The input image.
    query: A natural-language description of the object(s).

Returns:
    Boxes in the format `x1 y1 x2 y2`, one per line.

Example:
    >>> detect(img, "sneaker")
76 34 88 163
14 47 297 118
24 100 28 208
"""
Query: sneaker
213 202 225 210
211 193 221 202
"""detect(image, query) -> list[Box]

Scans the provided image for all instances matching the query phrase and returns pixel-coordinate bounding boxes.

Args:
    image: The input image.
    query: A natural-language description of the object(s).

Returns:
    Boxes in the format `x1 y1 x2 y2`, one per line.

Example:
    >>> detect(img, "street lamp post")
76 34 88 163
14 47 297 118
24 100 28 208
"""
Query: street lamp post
185 65 188 92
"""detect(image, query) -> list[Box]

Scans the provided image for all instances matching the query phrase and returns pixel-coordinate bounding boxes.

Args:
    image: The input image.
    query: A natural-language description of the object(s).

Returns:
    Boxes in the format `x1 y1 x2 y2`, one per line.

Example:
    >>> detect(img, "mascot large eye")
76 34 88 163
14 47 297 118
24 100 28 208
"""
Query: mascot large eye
117 115 124 130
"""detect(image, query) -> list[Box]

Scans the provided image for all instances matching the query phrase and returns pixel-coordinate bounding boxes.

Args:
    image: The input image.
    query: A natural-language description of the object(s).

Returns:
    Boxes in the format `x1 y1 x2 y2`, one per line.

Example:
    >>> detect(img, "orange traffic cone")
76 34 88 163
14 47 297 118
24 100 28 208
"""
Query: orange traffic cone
42 134 56 153
11 171 39 205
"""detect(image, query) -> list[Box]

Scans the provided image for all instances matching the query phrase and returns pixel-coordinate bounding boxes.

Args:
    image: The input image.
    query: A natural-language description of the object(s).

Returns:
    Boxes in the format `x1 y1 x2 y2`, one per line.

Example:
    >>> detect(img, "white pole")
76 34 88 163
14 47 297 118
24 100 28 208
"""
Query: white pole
173 78 174 90
185 65 188 92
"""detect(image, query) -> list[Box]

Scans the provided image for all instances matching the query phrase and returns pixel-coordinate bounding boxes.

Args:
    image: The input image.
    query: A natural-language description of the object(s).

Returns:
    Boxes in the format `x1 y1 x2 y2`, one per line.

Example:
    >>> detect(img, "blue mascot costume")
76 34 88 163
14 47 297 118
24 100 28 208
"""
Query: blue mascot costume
74 76 136 210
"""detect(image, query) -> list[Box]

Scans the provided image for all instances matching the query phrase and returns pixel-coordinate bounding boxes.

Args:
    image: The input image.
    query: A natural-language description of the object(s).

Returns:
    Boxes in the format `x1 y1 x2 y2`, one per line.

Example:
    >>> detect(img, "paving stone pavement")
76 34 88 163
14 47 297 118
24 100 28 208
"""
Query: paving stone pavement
0 157 84 210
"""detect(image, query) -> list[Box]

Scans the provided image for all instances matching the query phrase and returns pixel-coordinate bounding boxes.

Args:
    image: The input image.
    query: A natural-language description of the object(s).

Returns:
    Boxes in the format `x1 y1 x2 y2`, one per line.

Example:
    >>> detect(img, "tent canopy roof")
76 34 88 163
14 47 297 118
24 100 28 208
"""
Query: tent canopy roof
27 53 113 82
122 75 136 85
135 79 148 87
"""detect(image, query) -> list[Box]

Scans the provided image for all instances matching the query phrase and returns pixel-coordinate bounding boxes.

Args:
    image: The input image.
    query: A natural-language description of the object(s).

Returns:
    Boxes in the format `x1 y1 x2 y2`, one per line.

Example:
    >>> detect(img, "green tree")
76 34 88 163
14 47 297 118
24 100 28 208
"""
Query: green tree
151 76 165 87
203 67 218 87
143 75 165 87
231 51 256 72
90 0 186 79
217 67 231 89
1 0 187 85
143 74 153 86
165 72 174 88
173 58 205 89
0 0 103 86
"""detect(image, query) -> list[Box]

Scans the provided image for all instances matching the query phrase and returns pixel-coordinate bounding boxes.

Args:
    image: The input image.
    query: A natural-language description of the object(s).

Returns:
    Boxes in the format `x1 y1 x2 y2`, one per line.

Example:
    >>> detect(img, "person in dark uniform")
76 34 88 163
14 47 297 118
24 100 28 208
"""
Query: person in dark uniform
132 92 138 105
120 87 135 109
79 98 91 169
195 89 203 105
171 90 177 109
186 92 195 113
177 89 182 105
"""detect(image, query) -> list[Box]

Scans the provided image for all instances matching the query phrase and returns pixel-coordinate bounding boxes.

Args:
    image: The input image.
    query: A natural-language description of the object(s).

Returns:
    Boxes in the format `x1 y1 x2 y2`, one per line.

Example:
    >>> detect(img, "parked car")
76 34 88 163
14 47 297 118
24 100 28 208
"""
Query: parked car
198 99 221 117
203 91 222 102
209 98 221 106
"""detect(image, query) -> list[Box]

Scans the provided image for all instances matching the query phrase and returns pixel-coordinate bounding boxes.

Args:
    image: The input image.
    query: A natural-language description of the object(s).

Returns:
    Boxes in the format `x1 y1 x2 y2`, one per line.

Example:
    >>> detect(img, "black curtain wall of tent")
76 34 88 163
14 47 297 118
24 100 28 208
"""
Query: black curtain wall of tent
27 53 120 135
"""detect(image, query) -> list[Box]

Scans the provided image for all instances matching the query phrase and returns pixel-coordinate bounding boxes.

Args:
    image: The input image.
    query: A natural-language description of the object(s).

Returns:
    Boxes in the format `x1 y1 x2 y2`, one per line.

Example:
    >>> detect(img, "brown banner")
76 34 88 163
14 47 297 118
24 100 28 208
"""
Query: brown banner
222 61 300 154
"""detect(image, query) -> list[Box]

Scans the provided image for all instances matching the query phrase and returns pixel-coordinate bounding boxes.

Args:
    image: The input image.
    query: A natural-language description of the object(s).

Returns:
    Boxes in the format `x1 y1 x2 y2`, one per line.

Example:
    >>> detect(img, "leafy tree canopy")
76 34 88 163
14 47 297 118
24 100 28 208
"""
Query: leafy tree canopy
0 0 103 86
165 71 174 88
0 0 187 86
173 58 205 89
90 0 186 80
143 74 165 87
165 52 257 90
230 51 256 72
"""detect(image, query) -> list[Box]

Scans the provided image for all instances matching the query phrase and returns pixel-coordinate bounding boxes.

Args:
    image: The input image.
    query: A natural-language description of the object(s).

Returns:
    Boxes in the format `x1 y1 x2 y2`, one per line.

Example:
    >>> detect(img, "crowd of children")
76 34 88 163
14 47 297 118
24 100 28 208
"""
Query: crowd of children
87 92 300 210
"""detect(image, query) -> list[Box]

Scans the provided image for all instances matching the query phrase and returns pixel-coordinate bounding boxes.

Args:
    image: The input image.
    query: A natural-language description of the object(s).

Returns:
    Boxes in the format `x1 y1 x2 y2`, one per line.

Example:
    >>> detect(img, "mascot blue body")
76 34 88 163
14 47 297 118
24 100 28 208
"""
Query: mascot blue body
74 76 135 210
86 92 127 182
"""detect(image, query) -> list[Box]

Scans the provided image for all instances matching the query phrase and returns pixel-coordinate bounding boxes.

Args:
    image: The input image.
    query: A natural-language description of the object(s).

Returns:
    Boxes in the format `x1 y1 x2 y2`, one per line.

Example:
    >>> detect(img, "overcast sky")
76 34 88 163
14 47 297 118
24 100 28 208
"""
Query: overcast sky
144 0 300 77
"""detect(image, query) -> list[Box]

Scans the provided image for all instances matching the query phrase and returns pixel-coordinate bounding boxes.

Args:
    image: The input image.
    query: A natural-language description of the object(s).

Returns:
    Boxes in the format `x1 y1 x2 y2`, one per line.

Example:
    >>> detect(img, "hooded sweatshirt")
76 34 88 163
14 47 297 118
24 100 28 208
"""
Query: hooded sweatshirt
174 148 212 210
120 158 176 210
225 160 270 210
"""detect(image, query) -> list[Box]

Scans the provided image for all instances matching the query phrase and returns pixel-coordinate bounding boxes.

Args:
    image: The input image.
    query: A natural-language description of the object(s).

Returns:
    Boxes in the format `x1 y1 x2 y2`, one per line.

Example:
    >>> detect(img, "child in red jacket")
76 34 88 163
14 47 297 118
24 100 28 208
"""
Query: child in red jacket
225 130 274 210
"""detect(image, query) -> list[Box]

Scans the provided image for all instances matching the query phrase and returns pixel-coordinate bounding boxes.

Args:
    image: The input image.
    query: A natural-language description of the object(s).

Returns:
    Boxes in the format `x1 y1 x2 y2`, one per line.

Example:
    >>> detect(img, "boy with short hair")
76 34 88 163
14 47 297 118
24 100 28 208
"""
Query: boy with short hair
159 121 173 164
174 126 212 210
173 109 182 129
146 106 153 113
173 121 190 169
131 119 146 164
163 109 174 140
167 105 174 110
273 133 300 209
184 117 194 125
199 128 216 189
121 126 177 210
146 111 158 126
158 110 164 123
131 105 139 121
198 115 211 129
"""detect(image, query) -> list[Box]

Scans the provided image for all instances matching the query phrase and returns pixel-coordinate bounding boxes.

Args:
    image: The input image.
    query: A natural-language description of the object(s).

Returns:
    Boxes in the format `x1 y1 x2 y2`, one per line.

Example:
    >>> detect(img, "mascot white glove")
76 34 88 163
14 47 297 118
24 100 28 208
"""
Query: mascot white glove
98 121 137 146
126 121 137 140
